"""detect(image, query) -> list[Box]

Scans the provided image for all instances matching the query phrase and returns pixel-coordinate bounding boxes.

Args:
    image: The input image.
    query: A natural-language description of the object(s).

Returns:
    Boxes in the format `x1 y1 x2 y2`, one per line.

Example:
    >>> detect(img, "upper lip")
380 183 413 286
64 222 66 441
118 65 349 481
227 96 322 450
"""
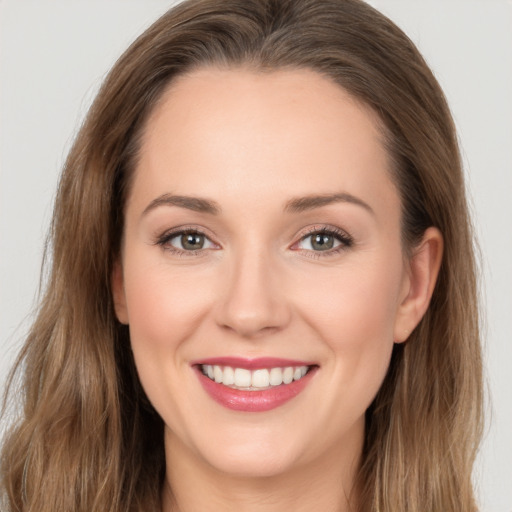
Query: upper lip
190 356 316 370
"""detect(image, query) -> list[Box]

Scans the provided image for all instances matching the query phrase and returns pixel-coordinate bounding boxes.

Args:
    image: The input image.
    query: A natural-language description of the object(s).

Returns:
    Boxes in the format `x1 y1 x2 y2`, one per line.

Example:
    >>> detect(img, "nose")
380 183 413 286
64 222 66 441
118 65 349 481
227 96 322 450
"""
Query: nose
214 248 292 338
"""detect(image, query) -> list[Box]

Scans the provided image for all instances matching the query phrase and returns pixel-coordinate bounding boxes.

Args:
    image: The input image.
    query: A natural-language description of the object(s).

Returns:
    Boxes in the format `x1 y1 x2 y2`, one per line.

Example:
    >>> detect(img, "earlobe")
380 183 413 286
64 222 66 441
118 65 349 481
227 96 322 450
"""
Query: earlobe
111 260 129 325
394 227 443 343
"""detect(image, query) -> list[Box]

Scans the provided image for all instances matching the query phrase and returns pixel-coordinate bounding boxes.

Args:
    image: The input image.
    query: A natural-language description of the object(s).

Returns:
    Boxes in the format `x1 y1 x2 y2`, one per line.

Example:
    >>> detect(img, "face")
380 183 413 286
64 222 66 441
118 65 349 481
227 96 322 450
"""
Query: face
113 67 427 478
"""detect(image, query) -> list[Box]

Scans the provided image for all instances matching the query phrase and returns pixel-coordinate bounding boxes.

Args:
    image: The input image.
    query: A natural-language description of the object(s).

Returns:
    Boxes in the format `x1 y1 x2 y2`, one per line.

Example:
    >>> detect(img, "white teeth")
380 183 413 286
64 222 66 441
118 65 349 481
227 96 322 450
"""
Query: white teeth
201 364 310 389
252 369 270 388
214 365 223 383
234 368 252 387
283 367 294 384
269 367 283 386
223 366 235 385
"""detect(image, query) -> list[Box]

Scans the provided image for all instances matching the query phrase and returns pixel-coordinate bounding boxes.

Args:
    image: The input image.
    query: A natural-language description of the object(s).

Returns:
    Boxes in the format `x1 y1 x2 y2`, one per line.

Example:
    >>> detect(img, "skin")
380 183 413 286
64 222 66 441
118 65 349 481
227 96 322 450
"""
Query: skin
112 67 443 512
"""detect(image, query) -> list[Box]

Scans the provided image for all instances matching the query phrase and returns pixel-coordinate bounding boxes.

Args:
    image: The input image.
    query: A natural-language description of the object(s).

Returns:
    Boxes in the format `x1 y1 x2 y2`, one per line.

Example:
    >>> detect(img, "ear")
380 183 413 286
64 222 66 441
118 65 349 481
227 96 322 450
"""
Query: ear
111 259 129 325
394 227 443 343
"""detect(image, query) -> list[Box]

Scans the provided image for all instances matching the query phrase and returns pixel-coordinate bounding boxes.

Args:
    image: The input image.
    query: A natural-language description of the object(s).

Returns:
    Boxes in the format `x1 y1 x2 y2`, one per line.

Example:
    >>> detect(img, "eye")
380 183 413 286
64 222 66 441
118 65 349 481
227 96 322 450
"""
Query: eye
294 227 353 253
172 232 210 251
300 232 339 251
156 229 217 253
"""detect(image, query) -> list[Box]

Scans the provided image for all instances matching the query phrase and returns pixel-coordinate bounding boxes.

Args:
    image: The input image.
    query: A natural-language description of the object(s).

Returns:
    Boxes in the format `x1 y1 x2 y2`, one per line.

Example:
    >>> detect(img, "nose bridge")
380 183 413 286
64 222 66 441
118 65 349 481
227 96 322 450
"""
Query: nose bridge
216 241 290 337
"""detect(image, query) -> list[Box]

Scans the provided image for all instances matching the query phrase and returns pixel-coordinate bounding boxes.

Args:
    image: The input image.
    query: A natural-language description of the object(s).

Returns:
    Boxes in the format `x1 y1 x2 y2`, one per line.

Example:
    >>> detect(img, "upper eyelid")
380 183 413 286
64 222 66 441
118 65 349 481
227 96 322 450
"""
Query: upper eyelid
296 225 353 241
156 225 214 242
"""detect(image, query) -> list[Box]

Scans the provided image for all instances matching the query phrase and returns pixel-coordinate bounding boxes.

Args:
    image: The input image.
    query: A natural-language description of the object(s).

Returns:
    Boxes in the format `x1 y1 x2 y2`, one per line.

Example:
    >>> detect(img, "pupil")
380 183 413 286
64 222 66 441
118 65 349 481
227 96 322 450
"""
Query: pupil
312 234 333 251
181 233 204 250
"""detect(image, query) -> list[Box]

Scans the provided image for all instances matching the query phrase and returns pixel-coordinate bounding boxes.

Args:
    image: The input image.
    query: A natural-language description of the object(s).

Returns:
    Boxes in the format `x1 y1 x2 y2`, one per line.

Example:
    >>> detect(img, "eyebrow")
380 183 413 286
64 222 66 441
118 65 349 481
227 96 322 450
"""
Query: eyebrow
284 193 374 215
142 194 221 216
142 191 373 217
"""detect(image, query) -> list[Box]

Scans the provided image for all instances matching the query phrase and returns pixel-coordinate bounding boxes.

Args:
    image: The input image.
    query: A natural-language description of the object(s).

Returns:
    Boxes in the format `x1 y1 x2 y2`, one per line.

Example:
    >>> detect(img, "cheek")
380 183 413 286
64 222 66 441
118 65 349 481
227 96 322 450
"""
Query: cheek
120 253 217 408
299 259 401 336
290 259 402 441
293 254 403 384
123 256 212 348
121 253 220 430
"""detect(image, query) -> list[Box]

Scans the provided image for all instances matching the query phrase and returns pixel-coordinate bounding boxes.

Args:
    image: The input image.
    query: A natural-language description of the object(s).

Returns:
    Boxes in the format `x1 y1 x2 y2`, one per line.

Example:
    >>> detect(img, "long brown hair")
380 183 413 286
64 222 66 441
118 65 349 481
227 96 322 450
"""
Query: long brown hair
1 1 483 510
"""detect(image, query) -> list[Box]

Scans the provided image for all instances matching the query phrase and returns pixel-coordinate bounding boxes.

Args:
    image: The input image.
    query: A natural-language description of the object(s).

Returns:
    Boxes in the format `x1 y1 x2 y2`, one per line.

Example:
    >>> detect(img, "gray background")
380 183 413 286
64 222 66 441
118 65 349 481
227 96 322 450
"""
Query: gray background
1 1 511 510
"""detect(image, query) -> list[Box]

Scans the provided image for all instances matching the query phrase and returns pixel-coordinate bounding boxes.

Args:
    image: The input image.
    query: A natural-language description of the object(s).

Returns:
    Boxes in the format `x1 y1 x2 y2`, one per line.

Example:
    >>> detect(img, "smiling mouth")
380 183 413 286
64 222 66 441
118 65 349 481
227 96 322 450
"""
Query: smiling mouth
200 364 311 390
194 359 318 412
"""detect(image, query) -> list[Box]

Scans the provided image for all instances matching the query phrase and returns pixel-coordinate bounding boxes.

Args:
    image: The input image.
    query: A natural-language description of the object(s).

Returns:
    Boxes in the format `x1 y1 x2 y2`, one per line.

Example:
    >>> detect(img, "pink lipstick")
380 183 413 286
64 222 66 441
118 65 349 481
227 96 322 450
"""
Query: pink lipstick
192 357 318 412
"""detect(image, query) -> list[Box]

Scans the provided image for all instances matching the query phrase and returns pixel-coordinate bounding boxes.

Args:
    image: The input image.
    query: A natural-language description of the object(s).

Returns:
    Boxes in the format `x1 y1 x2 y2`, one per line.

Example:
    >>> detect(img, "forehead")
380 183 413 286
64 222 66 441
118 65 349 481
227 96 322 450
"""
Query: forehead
130 67 398 220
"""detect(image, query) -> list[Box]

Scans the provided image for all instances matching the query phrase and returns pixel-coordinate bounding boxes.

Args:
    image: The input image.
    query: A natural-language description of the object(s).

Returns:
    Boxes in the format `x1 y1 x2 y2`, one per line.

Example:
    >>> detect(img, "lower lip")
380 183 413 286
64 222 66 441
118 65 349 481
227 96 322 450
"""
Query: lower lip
195 366 317 412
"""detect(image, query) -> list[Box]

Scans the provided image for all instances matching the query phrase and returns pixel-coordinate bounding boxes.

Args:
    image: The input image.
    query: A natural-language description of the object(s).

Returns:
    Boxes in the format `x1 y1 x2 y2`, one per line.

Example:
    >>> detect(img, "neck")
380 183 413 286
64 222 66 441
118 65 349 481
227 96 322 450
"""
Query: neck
161 427 362 512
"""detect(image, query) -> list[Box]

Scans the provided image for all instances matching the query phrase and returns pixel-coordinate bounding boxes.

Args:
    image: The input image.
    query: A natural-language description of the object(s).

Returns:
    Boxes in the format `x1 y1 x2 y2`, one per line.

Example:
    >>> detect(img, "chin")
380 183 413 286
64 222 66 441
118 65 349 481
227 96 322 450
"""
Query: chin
170 423 307 479
205 445 301 479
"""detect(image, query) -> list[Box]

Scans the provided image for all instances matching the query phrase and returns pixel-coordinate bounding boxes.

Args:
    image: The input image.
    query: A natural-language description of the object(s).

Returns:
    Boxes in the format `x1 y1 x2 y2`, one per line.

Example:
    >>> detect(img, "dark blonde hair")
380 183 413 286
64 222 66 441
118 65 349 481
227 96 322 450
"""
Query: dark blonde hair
1 1 482 511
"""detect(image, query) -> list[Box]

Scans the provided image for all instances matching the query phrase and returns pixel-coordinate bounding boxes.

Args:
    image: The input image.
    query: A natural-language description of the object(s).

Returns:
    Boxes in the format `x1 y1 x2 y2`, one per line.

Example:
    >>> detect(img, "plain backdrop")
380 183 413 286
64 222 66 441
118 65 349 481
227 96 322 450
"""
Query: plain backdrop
1 1 511 510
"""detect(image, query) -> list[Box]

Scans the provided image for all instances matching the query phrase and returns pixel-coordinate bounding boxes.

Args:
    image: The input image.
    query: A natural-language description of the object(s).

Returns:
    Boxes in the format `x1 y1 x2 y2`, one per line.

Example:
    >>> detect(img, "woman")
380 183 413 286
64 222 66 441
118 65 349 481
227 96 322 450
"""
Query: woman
0 0 483 511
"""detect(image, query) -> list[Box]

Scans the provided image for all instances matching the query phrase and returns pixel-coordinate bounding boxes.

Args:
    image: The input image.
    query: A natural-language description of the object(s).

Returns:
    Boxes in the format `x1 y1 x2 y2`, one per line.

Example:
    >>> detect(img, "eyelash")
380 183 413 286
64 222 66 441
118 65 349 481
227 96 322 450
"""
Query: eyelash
154 227 215 257
292 226 354 259
154 225 354 258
